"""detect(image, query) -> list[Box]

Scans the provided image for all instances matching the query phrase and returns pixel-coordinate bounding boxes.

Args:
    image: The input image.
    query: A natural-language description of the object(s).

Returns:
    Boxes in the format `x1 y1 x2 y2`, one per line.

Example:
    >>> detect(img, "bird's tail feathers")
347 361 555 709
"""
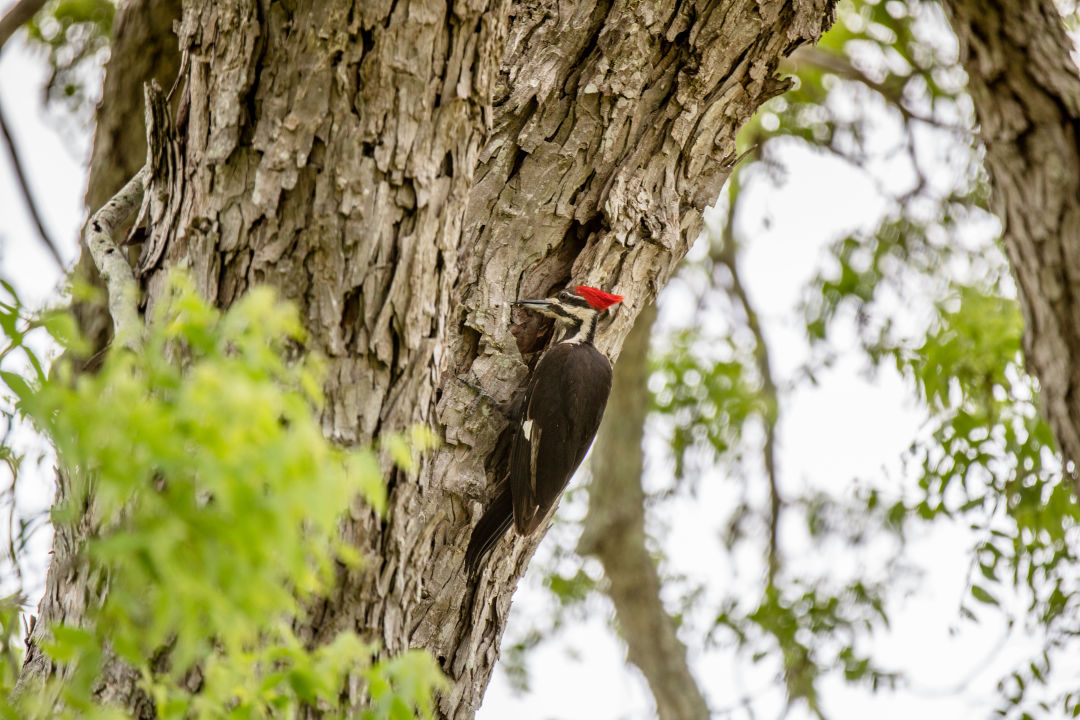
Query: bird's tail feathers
464 486 514 576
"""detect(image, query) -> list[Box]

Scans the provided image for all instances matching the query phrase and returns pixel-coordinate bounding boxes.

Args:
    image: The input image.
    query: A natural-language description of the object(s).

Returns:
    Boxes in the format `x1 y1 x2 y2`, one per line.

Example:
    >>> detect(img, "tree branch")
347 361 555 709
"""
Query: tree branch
83 167 147 349
0 96 64 268
714 217 782 586
580 302 712 720
0 0 45 54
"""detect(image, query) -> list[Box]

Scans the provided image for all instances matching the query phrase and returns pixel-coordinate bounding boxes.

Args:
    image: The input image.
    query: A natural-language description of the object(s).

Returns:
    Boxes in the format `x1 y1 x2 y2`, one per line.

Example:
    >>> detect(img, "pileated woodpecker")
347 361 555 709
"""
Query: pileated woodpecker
464 285 624 575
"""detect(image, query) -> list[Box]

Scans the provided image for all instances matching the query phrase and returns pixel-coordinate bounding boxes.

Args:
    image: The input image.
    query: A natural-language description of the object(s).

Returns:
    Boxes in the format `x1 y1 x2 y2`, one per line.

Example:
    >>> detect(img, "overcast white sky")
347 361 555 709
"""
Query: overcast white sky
0 7 1066 719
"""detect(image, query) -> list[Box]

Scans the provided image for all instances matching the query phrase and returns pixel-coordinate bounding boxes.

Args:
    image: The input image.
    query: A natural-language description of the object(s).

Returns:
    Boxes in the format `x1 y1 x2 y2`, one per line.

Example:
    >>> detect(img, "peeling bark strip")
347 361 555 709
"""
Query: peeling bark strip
941 0 1080 482
22 0 836 716
84 166 147 349
129 80 185 277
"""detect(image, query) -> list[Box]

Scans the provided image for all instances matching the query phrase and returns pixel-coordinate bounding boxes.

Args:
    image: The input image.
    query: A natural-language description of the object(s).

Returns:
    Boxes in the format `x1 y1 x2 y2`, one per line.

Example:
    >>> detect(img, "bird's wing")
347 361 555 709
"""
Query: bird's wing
510 344 612 535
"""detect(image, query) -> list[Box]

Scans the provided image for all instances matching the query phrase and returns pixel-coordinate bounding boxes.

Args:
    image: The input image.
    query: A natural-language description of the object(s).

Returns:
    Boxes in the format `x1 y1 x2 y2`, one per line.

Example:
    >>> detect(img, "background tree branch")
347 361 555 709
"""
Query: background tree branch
0 0 44 53
0 97 63 268
580 301 712 720
714 232 782 586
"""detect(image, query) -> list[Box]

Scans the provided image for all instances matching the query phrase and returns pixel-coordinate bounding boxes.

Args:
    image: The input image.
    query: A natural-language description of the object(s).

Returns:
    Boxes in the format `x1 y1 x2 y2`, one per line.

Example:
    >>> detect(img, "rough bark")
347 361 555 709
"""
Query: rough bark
941 0 1080 481
580 302 712 720
20 0 837 716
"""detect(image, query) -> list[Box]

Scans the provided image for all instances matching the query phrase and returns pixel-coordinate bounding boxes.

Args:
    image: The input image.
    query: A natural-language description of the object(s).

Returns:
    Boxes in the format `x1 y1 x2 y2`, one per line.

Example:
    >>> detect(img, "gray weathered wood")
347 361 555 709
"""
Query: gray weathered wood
84 165 147 348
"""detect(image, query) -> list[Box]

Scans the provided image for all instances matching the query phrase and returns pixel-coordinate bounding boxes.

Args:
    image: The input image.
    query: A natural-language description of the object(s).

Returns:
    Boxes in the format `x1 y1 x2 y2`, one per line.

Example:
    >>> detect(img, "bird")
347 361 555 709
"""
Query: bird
464 285 624 575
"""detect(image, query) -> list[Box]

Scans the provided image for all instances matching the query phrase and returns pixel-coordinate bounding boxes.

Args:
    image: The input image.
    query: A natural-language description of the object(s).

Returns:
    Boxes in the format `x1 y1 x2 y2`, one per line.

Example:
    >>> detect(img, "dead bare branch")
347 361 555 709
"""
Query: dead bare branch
84 166 147 348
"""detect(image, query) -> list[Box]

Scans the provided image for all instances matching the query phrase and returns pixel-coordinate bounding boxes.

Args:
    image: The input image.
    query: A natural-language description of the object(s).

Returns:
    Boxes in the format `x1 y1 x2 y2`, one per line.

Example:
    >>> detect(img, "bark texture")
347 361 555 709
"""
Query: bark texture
580 303 712 720
941 0 1080 480
21 0 837 716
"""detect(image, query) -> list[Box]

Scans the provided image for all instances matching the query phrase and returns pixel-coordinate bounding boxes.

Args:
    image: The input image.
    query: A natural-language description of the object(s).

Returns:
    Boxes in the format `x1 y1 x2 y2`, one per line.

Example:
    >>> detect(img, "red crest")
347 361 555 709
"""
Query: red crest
575 286 624 310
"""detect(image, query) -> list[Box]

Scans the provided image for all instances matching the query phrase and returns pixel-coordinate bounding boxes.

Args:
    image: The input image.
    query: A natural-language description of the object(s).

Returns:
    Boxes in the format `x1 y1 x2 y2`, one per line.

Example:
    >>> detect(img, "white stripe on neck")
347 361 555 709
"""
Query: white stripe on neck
559 313 596 344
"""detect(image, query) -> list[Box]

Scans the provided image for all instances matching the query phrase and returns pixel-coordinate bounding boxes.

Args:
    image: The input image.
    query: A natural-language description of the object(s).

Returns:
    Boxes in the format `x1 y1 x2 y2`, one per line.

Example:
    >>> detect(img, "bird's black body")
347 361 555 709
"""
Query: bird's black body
510 342 611 534
464 286 621 575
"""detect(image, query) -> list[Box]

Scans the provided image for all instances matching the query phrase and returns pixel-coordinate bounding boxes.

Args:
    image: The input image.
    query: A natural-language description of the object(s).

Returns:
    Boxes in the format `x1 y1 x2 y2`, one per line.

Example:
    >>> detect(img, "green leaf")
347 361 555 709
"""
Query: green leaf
43 309 89 355
0 371 32 405
2 269 449 719
971 585 999 606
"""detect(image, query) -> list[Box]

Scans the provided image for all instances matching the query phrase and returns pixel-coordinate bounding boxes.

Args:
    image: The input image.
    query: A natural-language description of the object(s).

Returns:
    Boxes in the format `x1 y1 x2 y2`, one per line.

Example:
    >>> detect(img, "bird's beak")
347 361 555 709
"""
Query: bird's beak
512 298 553 311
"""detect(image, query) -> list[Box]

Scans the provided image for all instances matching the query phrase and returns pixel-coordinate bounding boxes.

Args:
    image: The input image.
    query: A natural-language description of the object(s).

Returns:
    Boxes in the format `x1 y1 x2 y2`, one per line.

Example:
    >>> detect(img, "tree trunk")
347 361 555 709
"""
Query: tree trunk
941 0 1080 481
20 0 836 716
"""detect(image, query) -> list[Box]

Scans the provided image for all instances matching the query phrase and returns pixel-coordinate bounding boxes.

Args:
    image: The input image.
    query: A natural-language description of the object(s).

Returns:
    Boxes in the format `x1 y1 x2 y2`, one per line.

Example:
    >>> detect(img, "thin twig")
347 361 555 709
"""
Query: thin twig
84 166 149 349
907 622 1013 697
715 217 783 586
726 143 760 169
0 97 64 268
0 0 45 54
785 46 971 136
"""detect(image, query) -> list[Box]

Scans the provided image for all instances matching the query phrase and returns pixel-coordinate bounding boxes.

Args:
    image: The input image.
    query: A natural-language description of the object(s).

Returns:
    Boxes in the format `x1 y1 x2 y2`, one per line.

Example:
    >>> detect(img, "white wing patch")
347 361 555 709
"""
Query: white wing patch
520 417 541 498
529 426 542 494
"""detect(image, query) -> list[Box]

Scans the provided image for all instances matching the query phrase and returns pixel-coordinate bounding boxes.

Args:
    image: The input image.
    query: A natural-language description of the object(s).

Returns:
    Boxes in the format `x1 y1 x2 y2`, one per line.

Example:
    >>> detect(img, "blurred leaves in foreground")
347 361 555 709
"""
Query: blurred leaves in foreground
0 272 444 718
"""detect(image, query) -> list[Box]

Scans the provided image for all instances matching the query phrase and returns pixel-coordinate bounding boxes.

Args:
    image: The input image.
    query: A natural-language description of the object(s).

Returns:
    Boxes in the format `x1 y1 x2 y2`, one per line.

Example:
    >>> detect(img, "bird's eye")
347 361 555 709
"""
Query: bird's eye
558 291 571 300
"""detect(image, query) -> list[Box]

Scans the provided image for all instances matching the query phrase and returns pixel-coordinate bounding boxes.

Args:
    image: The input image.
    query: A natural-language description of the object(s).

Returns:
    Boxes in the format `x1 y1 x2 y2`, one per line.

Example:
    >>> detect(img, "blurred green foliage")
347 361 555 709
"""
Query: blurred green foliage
0 272 444 718
715 580 898 715
23 0 114 115
650 329 763 480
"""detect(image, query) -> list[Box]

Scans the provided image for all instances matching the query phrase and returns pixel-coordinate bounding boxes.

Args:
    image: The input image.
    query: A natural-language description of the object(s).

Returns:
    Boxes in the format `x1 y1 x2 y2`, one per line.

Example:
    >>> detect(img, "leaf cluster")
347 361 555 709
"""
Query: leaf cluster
714 580 897 715
0 272 444 719
649 329 764 481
